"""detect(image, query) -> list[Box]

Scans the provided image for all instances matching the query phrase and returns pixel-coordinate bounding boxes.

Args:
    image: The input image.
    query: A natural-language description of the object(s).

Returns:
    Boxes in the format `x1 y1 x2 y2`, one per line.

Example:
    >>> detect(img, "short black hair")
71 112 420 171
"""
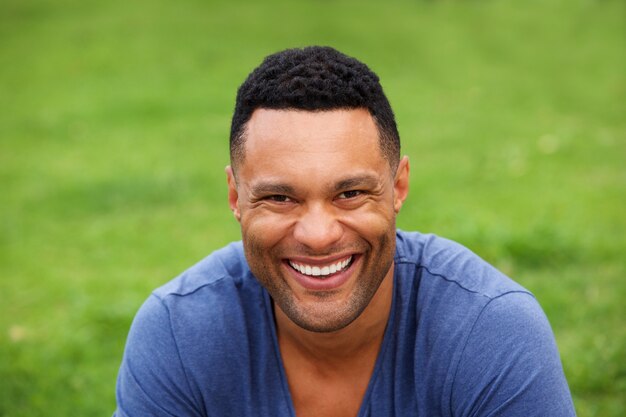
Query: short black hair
230 46 400 169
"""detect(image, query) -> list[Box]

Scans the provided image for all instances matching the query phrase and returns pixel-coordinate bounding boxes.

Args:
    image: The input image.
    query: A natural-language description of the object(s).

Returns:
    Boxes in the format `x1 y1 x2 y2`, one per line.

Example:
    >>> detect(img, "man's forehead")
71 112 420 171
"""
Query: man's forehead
243 108 380 151
234 109 393 187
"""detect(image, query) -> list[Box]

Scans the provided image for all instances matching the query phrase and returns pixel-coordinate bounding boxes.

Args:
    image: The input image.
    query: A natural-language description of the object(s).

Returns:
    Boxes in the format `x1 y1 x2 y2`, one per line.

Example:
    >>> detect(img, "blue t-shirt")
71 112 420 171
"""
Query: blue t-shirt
114 231 575 416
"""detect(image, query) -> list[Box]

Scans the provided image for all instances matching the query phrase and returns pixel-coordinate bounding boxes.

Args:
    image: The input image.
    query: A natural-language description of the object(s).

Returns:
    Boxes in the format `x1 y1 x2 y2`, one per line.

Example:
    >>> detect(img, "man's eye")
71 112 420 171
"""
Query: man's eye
338 190 362 199
266 195 291 203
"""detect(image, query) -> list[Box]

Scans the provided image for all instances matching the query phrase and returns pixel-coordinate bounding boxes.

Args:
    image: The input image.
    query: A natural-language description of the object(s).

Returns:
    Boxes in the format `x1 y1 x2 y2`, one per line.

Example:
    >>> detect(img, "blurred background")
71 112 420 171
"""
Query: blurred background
1 0 624 415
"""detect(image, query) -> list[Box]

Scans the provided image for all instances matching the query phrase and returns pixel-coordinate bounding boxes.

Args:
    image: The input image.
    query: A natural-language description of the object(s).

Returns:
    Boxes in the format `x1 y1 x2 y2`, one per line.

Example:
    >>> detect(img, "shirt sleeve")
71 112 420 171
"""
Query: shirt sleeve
450 291 576 417
114 295 204 417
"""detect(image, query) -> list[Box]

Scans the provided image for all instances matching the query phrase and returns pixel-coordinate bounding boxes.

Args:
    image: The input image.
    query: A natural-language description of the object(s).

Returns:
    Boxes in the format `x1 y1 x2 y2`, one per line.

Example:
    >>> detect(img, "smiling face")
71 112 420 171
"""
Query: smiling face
227 108 409 333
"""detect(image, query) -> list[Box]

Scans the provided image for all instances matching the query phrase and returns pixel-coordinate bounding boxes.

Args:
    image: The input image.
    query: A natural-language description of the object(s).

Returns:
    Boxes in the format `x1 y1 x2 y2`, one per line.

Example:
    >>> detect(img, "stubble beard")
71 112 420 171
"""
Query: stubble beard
244 230 396 333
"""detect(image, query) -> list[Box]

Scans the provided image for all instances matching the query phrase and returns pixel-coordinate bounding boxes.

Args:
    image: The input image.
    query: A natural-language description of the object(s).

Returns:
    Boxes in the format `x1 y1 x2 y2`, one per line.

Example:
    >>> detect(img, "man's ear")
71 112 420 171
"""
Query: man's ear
393 156 410 213
225 166 241 222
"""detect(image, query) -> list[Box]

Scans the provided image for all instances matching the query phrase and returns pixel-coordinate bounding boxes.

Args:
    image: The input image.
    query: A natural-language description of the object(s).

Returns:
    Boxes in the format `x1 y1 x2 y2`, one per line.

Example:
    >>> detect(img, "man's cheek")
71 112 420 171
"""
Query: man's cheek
243 220 280 245
243 219 293 259
339 212 394 234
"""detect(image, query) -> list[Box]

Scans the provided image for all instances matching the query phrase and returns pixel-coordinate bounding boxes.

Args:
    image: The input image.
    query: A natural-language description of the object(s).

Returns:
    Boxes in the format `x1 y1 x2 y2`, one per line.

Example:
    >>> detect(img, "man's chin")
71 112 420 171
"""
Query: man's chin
276 296 365 333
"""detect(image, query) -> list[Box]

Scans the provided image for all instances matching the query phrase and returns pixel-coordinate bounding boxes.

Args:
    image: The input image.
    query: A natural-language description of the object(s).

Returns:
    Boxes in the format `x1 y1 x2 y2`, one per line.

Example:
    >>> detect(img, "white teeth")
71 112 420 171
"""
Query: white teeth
289 256 353 277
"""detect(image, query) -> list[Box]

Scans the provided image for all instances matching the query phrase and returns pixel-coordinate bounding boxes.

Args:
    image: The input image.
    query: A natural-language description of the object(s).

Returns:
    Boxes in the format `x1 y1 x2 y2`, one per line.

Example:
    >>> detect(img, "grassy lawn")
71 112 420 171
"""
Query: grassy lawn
1 0 624 415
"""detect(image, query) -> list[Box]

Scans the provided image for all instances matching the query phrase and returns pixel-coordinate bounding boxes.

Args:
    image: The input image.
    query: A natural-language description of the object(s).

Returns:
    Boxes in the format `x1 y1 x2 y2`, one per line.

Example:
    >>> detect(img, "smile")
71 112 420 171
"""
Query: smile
288 256 353 277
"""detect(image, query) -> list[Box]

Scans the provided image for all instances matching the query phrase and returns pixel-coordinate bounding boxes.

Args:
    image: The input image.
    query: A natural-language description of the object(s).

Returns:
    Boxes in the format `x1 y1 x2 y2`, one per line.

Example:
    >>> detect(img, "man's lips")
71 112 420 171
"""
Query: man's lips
284 254 358 291
288 255 353 278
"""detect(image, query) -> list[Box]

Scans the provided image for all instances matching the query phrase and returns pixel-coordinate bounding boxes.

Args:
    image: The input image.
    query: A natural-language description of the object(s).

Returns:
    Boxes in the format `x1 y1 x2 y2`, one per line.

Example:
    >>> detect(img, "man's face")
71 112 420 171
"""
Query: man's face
227 108 409 332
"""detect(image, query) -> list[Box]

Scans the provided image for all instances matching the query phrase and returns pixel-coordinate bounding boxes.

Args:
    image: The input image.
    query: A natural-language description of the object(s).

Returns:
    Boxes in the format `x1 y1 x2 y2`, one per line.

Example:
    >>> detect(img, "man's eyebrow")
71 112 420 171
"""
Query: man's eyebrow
334 174 381 191
249 182 296 196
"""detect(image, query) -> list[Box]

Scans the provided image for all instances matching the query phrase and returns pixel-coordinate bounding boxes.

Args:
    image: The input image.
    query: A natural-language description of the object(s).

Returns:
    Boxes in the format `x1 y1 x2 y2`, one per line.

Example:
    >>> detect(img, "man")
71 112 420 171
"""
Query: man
114 46 575 416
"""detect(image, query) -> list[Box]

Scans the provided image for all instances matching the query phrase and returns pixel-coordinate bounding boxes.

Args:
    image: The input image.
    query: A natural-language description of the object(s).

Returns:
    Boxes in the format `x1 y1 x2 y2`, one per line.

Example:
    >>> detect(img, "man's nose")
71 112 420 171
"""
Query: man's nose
293 203 343 252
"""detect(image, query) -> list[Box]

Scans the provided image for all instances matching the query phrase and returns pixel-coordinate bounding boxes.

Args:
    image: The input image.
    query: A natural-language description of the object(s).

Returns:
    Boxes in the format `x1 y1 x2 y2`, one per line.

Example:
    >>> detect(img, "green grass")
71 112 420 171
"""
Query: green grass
1 0 624 415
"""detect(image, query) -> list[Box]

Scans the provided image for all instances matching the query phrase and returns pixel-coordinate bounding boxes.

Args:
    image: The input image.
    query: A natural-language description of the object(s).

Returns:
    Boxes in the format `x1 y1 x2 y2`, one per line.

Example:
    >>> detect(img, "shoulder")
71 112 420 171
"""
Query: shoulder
143 241 266 345
154 240 251 299
392 230 574 415
393 230 538 365
395 229 528 299
116 242 275 415
122 240 268 377
394 230 537 344
450 292 575 415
